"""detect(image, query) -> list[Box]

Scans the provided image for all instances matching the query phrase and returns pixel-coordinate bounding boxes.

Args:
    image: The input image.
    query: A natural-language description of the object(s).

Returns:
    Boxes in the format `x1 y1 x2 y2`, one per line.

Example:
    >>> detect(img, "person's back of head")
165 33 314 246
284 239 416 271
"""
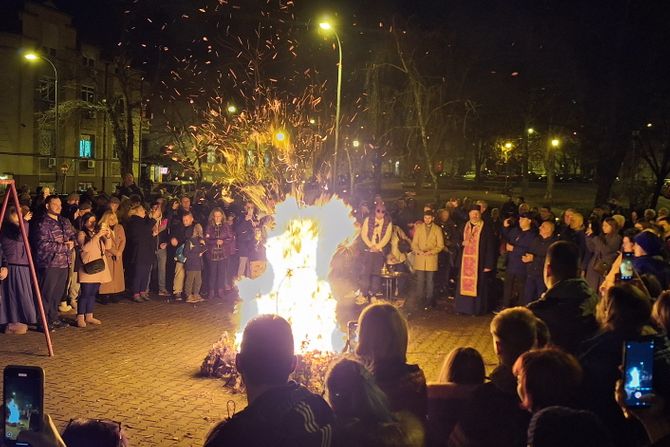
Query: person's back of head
544 241 580 287
653 291 670 334
61 418 127 447
236 314 296 387
513 348 583 412
326 358 394 423
527 406 613 447
438 347 485 385
597 284 652 337
490 307 538 367
356 303 408 370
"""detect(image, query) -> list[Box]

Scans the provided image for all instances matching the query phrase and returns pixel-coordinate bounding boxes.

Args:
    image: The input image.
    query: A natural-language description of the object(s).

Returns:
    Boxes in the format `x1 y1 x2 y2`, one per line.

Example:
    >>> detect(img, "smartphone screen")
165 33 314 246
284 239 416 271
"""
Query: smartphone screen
3 366 44 445
620 253 634 281
622 340 654 408
347 321 359 353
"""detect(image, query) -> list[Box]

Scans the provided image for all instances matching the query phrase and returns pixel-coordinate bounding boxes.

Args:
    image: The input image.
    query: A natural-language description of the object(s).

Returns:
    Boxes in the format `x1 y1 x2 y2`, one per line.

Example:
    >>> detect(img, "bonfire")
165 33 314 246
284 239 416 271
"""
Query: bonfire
201 195 357 393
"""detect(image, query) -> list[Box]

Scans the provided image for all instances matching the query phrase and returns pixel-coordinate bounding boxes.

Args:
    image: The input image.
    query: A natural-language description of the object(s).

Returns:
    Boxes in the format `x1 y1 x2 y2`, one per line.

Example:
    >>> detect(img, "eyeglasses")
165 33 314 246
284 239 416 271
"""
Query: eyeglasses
64 418 123 446
375 209 384 214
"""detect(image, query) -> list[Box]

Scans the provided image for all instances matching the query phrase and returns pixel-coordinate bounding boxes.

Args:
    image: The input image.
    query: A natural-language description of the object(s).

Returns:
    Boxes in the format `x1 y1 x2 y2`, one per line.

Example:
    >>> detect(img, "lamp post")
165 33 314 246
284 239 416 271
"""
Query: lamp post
319 21 343 191
545 138 560 202
25 52 59 163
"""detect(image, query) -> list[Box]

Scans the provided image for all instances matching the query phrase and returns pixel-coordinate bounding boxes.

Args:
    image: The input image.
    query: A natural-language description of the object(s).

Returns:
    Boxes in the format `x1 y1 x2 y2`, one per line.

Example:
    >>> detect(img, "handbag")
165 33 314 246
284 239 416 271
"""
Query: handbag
83 258 105 275
82 239 105 274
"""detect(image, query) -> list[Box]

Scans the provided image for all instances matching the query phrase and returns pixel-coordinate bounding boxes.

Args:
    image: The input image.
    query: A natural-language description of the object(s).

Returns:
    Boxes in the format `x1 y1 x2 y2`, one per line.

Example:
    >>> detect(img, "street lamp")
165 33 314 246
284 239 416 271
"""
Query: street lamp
352 139 360 148
504 141 513 149
551 138 560 148
527 128 535 135
227 104 237 114
318 19 343 189
25 51 59 161
274 131 286 142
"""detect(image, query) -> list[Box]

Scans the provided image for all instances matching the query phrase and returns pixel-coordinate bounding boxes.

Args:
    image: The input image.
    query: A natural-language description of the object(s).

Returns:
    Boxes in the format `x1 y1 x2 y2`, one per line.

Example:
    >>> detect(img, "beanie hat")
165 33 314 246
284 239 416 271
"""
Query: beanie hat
634 230 663 256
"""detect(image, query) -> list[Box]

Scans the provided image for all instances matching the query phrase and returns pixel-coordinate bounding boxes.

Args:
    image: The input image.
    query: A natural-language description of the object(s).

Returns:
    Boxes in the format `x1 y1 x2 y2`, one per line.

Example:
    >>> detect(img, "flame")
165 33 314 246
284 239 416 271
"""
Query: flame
236 195 357 353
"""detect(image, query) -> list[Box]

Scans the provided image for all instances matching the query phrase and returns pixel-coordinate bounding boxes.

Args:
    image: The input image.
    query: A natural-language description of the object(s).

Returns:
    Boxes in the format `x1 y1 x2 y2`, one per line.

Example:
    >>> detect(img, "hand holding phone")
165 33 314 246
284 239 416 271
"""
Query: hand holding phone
347 321 359 353
622 340 655 408
3 365 44 446
620 253 634 281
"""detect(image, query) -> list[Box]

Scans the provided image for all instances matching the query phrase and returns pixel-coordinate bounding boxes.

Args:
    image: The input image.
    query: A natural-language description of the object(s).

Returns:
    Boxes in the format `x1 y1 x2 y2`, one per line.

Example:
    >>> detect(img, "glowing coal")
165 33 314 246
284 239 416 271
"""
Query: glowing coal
236 195 357 353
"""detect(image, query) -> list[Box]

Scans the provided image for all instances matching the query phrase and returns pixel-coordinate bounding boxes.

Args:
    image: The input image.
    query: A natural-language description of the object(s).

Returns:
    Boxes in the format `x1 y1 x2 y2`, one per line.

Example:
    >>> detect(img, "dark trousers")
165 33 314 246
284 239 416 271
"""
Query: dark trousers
502 271 527 308
524 274 546 304
78 282 100 315
131 264 152 295
359 250 385 296
38 267 69 323
208 259 227 297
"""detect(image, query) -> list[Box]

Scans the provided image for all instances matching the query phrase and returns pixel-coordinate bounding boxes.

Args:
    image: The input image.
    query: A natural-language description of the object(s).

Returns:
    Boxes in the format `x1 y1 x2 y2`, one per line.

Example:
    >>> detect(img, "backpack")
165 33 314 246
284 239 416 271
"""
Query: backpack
174 243 187 263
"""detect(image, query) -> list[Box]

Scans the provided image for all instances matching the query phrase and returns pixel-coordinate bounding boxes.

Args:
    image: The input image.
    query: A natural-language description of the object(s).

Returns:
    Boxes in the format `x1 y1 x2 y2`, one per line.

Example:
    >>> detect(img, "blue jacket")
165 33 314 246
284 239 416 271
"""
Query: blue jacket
0 222 30 265
184 237 206 271
503 227 537 275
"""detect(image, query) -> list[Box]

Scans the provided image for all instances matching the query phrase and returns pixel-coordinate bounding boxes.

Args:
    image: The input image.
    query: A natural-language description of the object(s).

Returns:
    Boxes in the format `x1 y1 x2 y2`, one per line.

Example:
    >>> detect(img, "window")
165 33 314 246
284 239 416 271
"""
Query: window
39 129 55 155
79 134 94 158
206 146 222 164
82 56 95 68
81 85 95 102
38 78 55 102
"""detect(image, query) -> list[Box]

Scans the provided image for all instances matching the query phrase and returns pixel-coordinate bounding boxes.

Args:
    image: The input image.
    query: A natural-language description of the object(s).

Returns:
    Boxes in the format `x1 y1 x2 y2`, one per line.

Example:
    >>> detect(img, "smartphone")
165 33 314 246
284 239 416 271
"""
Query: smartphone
622 340 654 408
347 321 359 353
620 253 634 281
3 366 44 446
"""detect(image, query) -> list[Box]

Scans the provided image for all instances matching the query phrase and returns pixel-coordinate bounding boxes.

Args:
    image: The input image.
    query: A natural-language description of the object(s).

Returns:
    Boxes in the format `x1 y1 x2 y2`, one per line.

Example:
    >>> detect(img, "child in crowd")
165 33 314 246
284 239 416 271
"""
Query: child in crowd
184 223 206 303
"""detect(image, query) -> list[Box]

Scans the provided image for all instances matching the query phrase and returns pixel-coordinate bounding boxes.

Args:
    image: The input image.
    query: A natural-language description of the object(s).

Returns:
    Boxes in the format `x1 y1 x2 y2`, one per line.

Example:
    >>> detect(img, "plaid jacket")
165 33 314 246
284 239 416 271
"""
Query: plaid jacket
33 213 76 269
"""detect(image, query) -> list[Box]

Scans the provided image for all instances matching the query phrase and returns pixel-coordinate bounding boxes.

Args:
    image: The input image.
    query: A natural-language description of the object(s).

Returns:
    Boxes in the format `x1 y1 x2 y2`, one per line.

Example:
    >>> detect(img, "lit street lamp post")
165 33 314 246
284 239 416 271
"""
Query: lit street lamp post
319 21 343 191
25 52 59 179
545 138 560 202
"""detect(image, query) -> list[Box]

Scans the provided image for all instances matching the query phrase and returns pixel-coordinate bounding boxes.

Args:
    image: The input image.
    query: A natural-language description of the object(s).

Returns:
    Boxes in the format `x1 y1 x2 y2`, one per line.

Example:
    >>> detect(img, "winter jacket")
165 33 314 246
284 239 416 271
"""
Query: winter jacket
184 237 206 271
0 222 29 265
205 222 234 261
527 278 598 354
77 232 112 284
372 361 428 424
411 222 445 271
526 235 558 277
124 215 157 266
204 381 334 447
503 227 538 276
33 213 76 269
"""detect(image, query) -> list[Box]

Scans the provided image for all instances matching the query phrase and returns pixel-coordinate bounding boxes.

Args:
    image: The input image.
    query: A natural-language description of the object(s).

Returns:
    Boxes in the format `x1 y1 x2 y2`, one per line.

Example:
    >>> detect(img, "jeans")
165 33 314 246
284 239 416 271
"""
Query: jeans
359 250 385 296
184 270 202 296
156 248 167 292
173 262 185 294
208 259 227 296
415 270 435 307
38 267 69 323
78 282 100 315
237 256 249 278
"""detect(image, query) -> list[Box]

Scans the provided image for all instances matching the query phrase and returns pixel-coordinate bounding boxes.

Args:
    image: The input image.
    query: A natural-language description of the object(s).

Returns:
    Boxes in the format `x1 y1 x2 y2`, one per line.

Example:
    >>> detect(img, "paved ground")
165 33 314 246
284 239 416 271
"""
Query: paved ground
0 296 494 446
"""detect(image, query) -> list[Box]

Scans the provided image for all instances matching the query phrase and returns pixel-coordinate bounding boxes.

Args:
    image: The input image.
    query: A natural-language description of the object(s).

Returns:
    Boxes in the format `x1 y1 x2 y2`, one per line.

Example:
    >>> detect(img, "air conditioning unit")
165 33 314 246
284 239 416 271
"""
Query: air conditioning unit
48 158 57 168
87 160 96 169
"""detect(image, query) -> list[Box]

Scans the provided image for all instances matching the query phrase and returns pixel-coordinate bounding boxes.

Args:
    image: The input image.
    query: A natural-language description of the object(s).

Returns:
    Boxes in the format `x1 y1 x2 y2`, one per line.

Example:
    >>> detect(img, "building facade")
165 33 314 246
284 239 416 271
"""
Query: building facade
0 1 146 194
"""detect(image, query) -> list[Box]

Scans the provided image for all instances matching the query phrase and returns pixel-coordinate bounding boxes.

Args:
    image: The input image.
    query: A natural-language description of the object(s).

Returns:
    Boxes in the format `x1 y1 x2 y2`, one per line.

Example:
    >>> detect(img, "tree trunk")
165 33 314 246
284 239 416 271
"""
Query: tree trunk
593 141 626 206
544 147 555 202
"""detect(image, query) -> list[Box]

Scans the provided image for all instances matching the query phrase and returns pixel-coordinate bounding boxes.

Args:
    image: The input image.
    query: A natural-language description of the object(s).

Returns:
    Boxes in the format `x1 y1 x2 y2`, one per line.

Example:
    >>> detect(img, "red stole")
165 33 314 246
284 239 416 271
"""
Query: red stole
460 221 483 297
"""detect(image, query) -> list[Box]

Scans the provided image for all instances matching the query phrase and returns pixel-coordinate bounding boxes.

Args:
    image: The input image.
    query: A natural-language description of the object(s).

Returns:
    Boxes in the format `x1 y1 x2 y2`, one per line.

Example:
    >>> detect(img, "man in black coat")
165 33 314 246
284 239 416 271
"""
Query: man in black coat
524 220 558 302
527 241 599 355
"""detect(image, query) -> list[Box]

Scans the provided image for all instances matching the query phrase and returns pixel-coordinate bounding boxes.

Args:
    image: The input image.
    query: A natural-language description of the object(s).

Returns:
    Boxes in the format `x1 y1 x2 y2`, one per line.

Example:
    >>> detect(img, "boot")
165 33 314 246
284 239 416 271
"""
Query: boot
85 313 101 325
58 301 73 313
76 315 86 328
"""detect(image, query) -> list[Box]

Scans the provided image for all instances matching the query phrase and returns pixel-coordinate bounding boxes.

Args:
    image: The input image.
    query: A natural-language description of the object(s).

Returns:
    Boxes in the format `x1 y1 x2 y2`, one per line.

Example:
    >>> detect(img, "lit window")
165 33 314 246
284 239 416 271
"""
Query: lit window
79 134 94 158
81 85 95 102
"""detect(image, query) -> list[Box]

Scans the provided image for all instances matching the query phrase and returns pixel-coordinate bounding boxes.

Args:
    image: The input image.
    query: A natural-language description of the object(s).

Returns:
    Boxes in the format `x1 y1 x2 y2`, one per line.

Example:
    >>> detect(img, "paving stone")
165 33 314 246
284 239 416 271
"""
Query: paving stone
0 296 494 446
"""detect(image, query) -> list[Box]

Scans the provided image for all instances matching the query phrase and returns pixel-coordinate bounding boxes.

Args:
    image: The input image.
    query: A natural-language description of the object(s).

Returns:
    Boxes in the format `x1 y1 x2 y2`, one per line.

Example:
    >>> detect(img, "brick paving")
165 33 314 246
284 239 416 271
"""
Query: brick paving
0 296 494 446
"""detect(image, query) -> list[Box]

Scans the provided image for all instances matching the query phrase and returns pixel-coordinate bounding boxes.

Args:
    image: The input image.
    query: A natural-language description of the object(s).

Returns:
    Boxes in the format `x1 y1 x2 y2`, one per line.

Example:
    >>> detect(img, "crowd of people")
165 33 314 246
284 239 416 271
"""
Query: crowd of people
1 176 670 446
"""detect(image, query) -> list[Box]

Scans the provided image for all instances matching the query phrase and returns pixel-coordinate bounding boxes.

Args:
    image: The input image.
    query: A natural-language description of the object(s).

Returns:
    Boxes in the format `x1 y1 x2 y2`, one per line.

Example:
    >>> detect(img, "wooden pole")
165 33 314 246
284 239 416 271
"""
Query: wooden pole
0 180 54 356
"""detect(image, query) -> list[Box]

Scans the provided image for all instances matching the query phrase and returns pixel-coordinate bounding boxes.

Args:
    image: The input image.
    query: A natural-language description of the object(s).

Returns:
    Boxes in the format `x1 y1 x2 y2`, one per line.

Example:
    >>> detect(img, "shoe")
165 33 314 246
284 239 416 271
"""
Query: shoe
76 315 86 328
185 295 199 303
58 302 73 313
51 319 68 329
132 294 144 303
194 294 205 302
158 290 170 297
5 323 28 334
173 293 183 301
85 313 101 325
140 292 151 301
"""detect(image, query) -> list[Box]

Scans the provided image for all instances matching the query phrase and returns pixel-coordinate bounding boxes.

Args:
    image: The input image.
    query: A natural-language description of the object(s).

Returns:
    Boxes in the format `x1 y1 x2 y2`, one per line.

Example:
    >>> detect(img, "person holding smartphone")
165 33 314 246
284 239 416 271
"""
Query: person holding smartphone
75 213 112 328
579 284 670 446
